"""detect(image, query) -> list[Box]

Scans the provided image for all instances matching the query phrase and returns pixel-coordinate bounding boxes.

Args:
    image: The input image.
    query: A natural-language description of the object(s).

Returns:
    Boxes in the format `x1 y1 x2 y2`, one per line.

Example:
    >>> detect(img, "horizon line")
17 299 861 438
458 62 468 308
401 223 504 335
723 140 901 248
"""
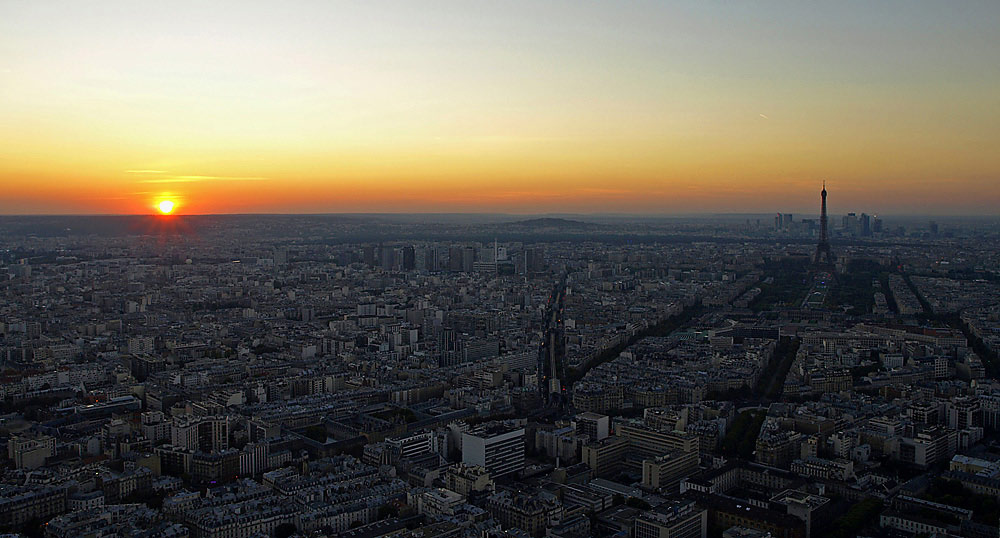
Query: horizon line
0 211 996 219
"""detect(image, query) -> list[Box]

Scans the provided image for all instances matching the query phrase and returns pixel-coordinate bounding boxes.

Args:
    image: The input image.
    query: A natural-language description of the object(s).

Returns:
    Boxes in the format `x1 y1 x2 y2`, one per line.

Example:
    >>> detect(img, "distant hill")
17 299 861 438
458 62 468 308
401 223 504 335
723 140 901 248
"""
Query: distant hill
508 217 598 229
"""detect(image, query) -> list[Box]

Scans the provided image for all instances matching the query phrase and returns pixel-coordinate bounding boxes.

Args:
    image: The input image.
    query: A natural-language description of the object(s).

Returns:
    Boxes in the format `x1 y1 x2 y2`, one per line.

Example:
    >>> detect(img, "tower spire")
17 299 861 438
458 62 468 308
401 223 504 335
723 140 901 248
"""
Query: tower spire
814 181 834 266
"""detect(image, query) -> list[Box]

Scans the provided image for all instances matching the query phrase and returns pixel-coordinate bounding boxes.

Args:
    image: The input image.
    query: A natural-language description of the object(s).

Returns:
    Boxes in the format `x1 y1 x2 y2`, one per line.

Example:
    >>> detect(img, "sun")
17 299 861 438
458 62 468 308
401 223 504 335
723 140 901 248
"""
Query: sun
158 200 175 214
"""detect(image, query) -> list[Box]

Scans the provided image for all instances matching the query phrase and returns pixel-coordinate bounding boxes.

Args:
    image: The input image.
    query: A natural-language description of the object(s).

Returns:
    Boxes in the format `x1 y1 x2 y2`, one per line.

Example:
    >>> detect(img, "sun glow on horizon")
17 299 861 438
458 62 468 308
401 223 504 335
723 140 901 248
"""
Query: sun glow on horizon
1 2 999 215
158 200 175 215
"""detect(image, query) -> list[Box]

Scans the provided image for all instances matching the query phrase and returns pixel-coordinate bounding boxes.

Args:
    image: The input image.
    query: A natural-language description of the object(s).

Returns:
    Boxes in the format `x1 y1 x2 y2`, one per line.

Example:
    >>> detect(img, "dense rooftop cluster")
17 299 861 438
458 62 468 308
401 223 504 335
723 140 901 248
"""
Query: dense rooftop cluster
2 214 1000 538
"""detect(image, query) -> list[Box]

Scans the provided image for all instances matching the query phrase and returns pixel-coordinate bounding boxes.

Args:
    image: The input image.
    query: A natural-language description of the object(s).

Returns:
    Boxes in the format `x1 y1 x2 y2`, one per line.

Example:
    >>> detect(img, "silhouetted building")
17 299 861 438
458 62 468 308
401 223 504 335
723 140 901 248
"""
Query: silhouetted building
814 182 834 265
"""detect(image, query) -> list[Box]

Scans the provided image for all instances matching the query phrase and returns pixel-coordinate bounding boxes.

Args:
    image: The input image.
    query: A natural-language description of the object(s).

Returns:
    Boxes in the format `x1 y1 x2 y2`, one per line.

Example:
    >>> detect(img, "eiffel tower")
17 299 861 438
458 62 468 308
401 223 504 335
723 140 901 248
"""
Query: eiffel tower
814 181 835 266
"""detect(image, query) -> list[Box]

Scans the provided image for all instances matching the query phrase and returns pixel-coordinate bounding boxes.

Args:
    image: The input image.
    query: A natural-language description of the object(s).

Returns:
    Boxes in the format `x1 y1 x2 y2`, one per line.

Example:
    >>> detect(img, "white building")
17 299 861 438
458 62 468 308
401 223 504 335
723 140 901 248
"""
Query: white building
462 425 525 478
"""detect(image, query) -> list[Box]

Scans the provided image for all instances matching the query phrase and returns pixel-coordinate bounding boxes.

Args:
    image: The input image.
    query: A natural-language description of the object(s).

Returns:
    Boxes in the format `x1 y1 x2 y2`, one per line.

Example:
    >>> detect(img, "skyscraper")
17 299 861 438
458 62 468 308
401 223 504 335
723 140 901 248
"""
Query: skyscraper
814 182 834 265
448 246 464 272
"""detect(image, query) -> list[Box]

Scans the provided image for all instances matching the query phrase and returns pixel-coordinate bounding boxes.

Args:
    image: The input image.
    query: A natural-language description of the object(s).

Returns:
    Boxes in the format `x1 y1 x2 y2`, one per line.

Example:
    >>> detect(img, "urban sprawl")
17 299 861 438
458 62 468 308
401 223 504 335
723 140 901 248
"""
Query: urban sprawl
2 209 1000 538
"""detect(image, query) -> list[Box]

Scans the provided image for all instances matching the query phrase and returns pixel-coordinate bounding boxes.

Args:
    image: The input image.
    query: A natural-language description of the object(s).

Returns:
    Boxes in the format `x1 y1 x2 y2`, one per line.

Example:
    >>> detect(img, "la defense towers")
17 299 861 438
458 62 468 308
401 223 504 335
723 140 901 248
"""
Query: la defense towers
814 181 835 266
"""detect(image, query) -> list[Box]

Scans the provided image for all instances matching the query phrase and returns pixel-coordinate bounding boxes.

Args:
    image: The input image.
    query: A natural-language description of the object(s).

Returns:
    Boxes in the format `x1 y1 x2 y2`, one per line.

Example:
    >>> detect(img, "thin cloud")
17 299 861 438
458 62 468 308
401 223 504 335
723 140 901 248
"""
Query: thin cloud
579 187 631 195
126 169 167 174
138 175 269 183
175 175 268 181
139 178 203 183
759 113 769 120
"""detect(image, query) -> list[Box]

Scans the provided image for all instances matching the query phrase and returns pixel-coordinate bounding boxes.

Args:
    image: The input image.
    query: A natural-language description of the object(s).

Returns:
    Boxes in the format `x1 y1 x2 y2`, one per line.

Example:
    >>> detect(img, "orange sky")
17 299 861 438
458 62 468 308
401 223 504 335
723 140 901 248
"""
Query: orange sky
1 1 998 215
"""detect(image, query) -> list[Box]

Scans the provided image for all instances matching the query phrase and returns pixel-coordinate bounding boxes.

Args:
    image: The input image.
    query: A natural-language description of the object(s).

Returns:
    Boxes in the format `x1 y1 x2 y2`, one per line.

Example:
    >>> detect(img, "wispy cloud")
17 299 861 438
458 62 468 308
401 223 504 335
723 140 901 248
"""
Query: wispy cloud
138 175 269 183
579 187 631 195
138 178 202 183
177 175 268 181
126 169 167 174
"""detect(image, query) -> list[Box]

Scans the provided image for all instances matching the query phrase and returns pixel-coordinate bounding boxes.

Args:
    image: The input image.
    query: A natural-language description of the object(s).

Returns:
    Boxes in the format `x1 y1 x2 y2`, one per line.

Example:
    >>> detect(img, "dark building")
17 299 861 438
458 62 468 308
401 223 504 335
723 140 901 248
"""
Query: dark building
523 247 545 275
462 247 476 273
438 327 459 367
190 450 240 486
362 245 377 267
689 492 806 538
448 247 464 272
402 245 415 271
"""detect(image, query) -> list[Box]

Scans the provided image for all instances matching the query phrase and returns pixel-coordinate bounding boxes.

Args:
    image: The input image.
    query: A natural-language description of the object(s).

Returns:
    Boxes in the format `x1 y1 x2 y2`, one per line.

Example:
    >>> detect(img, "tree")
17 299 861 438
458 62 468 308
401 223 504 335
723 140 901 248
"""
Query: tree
274 523 297 538
826 498 883 538
304 425 327 443
377 503 399 520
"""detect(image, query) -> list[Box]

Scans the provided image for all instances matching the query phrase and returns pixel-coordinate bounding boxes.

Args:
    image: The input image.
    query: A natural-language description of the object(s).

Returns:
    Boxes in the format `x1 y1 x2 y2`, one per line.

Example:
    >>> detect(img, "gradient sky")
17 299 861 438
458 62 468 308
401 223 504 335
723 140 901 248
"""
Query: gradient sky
1 1 998 215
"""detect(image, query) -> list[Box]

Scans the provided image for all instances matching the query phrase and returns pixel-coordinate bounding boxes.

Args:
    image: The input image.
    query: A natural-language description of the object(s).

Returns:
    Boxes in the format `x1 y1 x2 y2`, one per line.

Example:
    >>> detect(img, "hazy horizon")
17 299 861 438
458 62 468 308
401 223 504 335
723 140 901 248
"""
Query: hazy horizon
0 211 994 221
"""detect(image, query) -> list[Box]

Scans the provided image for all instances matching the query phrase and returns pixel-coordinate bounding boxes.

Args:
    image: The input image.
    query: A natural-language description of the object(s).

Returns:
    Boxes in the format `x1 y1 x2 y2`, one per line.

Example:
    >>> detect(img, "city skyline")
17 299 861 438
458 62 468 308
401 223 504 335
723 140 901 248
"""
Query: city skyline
2 1 1000 215
4 3 1000 531
3 208 1000 538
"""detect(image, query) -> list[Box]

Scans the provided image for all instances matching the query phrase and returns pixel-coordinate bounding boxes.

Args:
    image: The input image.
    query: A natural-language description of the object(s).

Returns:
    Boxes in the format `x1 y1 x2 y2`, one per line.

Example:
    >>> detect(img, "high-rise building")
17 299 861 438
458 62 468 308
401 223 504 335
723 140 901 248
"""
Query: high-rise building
437 327 458 367
387 431 434 461
239 442 269 477
272 247 287 266
380 246 395 271
898 426 956 468
843 212 857 234
581 436 628 477
523 247 546 274
171 416 229 453
641 448 699 493
462 247 476 273
362 245 377 267
617 423 700 459
401 245 415 271
946 397 982 430
415 246 436 272
634 500 707 538
128 336 156 355
448 246 464 272
480 244 496 263
462 424 525 478
574 412 610 441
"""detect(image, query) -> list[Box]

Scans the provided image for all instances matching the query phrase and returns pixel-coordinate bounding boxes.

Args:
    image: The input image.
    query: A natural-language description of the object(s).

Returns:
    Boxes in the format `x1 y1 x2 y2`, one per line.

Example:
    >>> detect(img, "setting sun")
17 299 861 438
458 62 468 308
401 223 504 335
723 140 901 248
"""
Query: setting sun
158 200 175 214
1 2 999 216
